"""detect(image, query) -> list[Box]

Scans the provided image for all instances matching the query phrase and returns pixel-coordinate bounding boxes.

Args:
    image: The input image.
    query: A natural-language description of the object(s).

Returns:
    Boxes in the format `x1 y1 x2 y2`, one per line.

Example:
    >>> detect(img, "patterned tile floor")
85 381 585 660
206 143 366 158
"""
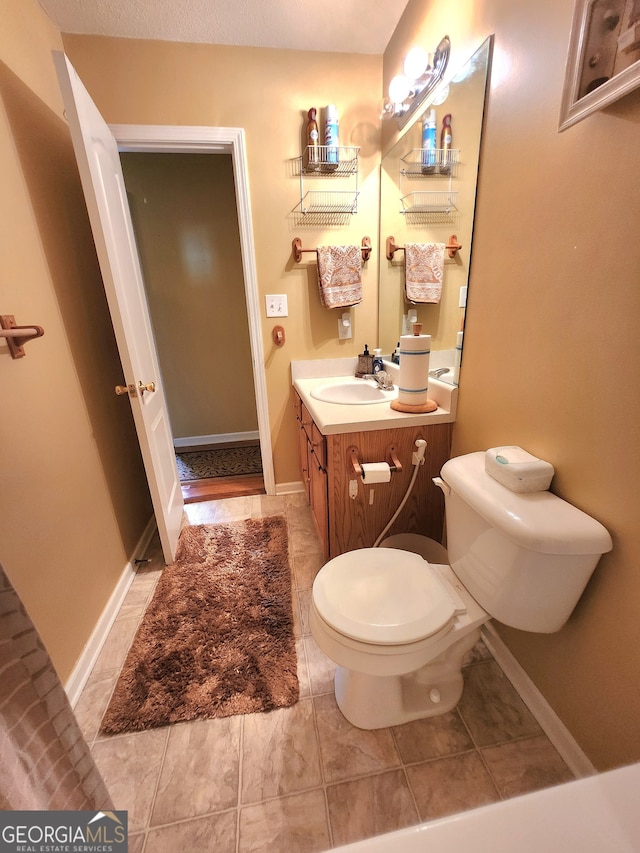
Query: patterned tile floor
74 494 574 853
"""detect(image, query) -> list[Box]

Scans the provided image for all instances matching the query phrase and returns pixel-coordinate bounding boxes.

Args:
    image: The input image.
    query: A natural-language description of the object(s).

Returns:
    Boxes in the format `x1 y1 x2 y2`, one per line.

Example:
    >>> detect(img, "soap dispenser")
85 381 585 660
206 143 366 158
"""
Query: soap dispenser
356 344 373 377
372 348 384 374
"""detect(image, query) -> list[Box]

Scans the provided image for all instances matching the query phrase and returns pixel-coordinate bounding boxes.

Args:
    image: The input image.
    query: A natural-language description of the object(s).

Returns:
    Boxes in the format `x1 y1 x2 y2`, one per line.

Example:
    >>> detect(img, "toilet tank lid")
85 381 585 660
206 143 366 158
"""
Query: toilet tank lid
441 453 613 556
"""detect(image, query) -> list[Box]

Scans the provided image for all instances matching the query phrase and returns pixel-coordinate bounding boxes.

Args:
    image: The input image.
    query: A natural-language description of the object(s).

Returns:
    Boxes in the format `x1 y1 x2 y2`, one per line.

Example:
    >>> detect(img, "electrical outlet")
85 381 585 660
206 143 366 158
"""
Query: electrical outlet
265 294 288 317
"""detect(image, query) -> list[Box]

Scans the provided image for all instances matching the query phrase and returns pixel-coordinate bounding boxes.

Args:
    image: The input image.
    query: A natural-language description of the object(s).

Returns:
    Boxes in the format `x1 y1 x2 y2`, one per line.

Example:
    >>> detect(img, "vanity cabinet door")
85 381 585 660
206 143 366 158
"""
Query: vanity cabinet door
294 394 310 501
311 422 326 469
309 448 329 559
326 423 452 558
293 392 329 558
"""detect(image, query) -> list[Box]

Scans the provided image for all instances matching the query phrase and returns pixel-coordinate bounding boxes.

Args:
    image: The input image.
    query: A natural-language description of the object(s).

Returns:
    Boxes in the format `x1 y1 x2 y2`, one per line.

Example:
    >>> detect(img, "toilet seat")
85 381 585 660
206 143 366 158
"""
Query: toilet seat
312 548 456 645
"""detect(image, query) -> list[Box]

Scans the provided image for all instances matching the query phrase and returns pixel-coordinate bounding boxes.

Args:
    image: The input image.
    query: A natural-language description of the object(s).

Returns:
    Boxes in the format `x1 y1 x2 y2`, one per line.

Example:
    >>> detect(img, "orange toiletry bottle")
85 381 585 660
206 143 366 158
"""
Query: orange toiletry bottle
440 113 452 173
306 107 319 171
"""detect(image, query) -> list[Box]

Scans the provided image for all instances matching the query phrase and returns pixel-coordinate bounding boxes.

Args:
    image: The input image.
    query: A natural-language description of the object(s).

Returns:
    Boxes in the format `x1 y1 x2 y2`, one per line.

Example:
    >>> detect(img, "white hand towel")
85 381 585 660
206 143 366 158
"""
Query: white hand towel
404 242 445 303
316 245 363 309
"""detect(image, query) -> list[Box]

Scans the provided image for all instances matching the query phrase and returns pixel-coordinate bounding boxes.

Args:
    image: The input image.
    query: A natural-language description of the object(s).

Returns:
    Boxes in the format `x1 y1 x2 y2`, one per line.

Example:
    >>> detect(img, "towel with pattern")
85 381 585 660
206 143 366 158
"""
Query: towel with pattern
316 245 363 308
404 242 445 303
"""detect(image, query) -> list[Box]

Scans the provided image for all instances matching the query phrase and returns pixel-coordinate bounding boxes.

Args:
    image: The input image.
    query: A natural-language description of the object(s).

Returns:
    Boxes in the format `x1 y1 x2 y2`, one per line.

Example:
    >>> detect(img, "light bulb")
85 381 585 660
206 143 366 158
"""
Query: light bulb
403 46 430 81
388 74 411 105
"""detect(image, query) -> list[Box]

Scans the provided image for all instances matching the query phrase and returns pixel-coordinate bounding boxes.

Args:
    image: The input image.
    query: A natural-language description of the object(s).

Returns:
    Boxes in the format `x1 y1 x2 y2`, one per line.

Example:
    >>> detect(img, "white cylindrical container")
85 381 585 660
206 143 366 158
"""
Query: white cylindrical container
397 330 431 406
391 323 437 413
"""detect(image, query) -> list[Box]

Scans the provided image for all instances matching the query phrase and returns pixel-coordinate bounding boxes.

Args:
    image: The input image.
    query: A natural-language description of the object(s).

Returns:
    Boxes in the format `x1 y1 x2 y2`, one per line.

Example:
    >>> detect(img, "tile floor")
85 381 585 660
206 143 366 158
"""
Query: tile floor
74 493 575 853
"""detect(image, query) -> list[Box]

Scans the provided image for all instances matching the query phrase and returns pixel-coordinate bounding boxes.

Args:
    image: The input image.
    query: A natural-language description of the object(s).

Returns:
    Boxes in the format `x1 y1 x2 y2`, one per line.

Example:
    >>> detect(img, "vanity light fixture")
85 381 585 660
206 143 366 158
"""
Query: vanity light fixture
381 35 451 129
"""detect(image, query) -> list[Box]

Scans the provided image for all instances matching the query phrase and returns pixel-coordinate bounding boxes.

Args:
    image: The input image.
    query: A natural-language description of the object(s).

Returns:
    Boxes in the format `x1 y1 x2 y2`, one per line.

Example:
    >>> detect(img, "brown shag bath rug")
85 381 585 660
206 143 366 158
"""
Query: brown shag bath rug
100 516 298 734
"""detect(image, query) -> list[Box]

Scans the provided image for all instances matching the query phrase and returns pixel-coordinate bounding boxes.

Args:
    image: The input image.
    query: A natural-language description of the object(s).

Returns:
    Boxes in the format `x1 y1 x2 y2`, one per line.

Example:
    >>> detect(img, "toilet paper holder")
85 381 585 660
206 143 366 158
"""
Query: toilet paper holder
348 445 402 478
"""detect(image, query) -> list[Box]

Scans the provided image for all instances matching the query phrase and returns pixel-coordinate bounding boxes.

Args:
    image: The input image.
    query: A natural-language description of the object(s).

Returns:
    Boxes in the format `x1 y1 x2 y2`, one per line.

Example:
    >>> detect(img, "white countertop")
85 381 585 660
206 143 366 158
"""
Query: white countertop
291 358 457 436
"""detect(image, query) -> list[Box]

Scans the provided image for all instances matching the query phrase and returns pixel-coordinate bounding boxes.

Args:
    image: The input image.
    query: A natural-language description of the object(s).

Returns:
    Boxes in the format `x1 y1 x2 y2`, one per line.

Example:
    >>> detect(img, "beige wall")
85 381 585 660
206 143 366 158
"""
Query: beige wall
386 0 640 770
62 35 382 487
0 0 152 681
121 152 258 440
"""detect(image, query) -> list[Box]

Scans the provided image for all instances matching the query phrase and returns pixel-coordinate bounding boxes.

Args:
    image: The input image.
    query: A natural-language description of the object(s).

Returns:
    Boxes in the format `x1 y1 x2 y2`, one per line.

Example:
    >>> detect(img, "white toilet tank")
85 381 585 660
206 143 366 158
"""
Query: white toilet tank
440 452 612 633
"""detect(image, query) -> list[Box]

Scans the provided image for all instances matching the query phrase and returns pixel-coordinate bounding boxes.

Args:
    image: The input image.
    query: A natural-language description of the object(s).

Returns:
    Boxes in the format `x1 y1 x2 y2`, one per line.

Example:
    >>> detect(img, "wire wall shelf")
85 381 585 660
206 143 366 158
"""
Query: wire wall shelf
400 148 460 179
295 145 359 222
400 191 458 214
297 190 360 216
298 146 359 176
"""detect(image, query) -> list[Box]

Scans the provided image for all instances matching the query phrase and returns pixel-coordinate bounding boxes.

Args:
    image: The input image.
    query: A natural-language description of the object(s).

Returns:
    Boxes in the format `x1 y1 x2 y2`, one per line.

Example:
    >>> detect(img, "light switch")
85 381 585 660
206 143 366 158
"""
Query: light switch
458 286 468 308
338 311 352 339
265 294 288 317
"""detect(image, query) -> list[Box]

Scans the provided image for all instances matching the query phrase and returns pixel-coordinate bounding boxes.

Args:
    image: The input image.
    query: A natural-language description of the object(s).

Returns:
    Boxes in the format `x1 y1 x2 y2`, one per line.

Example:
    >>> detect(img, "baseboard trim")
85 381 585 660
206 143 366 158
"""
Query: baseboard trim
481 623 596 778
65 516 157 707
275 481 305 496
173 431 259 449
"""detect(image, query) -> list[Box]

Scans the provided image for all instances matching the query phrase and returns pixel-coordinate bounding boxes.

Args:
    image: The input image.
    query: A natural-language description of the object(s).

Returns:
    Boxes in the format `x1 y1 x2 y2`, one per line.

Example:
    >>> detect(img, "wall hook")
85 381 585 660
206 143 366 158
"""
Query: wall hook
0 315 45 359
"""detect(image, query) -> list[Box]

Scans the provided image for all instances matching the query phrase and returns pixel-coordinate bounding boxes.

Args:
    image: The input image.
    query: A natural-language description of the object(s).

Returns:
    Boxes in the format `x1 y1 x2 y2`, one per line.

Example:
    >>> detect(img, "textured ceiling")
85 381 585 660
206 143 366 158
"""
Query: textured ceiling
38 0 410 55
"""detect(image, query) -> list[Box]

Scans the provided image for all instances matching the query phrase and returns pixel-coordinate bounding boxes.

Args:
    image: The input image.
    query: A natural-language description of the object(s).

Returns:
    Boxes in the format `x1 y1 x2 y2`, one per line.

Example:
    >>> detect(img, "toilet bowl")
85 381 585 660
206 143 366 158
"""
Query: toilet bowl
310 546 487 729
310 451 612 730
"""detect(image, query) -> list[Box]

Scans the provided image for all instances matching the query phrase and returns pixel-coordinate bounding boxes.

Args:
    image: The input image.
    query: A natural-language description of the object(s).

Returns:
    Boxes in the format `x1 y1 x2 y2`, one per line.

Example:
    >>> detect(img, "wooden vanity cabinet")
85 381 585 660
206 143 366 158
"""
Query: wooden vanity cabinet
294 394 329 556
294 391 452 560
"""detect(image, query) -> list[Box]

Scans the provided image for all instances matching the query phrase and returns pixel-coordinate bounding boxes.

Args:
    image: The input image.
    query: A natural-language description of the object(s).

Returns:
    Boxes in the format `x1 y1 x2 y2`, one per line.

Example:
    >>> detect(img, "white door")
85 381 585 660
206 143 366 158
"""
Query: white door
54 52 183 562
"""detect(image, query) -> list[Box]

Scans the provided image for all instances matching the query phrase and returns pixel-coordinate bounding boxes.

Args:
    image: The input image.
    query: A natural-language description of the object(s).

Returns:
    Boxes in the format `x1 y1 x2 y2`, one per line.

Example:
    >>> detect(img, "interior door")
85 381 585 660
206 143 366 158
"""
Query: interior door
53 52 183 562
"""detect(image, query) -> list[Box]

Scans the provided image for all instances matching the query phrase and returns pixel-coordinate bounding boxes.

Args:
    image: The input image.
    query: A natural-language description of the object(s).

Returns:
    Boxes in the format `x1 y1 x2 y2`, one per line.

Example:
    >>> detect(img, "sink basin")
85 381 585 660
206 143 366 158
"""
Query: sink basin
310 379 396 405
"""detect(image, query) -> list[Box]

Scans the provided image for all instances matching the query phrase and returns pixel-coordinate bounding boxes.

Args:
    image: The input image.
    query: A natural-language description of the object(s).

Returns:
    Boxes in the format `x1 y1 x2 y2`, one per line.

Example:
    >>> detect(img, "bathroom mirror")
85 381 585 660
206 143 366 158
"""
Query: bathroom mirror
378 37 493 384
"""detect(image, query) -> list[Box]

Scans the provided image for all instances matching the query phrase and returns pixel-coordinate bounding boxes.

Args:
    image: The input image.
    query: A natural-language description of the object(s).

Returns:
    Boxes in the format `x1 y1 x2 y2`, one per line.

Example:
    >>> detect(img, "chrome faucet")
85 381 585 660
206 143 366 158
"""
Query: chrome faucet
362 371 394 390
429 367 451 378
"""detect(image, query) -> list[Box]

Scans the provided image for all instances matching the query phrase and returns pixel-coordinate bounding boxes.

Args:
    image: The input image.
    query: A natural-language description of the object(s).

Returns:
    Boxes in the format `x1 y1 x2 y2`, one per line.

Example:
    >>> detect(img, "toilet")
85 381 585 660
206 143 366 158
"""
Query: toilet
310 451 612 730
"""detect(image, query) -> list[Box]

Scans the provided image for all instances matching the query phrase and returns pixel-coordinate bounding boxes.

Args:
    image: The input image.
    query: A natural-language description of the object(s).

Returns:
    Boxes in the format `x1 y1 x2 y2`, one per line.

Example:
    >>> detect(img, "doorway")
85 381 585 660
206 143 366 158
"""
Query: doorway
112 123 275 502
55 52 275 558
120 150 265 502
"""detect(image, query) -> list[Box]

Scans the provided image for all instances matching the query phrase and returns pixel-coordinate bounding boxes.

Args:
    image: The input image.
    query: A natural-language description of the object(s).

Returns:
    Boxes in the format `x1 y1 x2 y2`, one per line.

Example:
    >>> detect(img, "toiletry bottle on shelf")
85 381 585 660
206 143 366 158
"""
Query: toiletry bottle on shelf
372 348 384 374
324 104 339 170
421 108 437 173
392 342 401 365
440 113 452 174
305 107 319 171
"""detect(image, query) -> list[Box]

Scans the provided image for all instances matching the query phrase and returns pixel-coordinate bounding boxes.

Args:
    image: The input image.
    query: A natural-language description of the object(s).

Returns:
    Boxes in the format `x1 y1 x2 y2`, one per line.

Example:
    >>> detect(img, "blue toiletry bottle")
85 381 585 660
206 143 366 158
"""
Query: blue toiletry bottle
324 104 339 169
421 109 437 173
373 348 384 373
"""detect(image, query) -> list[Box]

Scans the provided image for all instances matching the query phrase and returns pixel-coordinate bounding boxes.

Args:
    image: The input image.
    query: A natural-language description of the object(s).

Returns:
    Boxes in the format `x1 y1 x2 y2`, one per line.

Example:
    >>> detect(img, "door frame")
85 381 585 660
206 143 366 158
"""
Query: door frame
110 124 275 495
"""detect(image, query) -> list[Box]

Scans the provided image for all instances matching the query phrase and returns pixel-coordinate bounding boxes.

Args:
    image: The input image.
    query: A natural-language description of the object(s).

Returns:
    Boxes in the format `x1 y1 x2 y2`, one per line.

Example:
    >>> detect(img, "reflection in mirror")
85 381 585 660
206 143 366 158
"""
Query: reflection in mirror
378 37 493 385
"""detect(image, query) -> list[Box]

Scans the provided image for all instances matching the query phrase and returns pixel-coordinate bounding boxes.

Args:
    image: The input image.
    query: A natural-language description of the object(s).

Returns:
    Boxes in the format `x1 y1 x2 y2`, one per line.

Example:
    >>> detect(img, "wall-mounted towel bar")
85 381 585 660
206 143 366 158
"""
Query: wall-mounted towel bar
292 236 372 264
386 234 462 261
0 315 45 359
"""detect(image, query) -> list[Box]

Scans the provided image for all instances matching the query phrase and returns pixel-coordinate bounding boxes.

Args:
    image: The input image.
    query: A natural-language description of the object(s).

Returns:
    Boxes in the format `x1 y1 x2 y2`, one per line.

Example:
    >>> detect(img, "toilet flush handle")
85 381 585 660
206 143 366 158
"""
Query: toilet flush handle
432 476 450 495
